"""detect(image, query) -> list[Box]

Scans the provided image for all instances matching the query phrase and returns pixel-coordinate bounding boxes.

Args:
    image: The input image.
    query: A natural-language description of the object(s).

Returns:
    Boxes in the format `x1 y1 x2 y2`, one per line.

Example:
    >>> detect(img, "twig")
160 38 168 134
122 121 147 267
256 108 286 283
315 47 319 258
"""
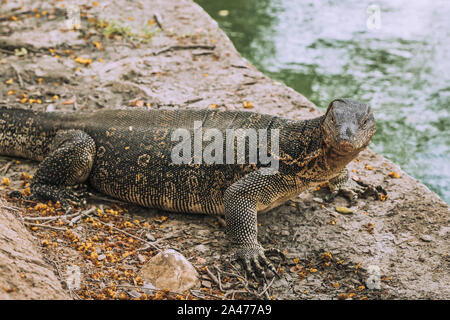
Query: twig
223 290 248 300
1 160 14 174
153 13 163 30
92 216 161 251
0 39 41 53
221 270 246 283
23 222 66 231
206 266 231 290
192 51 213 56
258 277 275 297
137 231 179 252
117 284 187 298
216 269 224 291
154 45 215 56
151 231 180 244
231 64 248 69
88 193 128 205
0 48 14 54
189 289 223 300
184 97 203 105
10 63 24 88
23 211 79 221
69 207 96 226
0 203 20 212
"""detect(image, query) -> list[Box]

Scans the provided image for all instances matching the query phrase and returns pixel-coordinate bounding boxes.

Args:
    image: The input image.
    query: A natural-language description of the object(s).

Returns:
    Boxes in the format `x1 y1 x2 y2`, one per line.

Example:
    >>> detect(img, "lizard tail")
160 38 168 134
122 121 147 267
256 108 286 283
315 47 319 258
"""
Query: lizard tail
0 108 63 161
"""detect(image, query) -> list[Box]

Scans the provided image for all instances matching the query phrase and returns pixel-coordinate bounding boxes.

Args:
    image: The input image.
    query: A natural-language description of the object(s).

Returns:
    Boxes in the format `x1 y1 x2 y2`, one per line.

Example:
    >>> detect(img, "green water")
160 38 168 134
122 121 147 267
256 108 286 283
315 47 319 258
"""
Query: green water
195 0 450 203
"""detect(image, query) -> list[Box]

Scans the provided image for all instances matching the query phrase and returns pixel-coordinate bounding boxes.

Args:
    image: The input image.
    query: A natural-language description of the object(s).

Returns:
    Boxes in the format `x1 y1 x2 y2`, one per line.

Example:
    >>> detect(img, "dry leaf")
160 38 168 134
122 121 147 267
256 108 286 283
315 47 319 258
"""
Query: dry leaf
388 171 400 178
335 206 354 214
63 97 76 105
74 57 93 65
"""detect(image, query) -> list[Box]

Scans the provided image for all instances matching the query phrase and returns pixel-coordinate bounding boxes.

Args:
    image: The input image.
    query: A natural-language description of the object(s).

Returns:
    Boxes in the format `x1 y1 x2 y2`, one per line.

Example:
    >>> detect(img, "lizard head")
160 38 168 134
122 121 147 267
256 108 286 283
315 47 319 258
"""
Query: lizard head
322 98 376 155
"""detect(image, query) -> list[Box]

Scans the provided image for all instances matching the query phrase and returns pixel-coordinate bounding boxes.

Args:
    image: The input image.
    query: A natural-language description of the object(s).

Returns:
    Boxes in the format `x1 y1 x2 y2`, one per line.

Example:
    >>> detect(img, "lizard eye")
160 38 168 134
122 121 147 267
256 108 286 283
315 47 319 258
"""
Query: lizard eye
361 118 368 126
330 113 336 123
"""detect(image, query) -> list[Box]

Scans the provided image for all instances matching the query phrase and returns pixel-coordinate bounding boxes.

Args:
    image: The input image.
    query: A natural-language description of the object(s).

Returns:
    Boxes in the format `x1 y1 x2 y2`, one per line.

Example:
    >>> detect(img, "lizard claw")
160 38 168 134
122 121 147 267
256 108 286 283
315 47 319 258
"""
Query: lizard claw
326 179 367 204
29 183 88 213
233 245 283 280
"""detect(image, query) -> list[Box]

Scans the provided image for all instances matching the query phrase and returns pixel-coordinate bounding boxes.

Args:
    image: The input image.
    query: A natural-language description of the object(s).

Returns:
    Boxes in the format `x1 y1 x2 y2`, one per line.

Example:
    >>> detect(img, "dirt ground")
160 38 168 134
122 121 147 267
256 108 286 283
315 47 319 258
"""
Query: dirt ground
0 0 448 300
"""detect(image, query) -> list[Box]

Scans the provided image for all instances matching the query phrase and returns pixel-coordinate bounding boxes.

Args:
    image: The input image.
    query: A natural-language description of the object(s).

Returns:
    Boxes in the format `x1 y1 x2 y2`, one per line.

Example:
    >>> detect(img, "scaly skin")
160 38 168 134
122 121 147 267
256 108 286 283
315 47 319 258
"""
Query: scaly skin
0 98 376 276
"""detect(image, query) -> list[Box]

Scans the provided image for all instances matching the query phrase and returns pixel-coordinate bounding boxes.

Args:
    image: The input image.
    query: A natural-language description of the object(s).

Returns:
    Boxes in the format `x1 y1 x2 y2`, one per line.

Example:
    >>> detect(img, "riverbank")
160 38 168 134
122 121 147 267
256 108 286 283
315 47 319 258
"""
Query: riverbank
0 0 448 299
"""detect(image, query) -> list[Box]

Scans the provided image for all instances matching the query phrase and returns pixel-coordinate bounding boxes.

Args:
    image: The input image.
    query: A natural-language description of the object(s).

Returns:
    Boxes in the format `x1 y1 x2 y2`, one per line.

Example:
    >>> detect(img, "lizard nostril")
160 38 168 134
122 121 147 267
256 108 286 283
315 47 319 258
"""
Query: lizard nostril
346 127 353 138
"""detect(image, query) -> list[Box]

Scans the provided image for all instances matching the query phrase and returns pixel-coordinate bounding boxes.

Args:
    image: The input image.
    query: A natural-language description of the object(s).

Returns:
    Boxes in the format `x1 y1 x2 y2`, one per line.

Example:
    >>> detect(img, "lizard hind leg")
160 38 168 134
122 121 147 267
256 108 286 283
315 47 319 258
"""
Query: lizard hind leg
30 129 96 213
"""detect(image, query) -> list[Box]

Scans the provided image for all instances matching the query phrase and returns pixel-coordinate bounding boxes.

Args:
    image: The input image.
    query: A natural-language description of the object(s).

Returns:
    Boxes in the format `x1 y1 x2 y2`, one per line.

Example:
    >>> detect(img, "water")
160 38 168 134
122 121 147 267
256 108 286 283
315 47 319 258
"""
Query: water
195 0 450 203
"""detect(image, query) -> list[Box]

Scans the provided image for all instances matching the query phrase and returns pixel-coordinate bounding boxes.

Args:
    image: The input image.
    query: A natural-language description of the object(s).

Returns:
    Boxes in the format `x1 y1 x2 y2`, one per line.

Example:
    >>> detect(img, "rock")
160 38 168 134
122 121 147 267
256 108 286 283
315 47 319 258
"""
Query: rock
0 200 68 299
281 230 290 236
138 249 200 293
28 56 72 82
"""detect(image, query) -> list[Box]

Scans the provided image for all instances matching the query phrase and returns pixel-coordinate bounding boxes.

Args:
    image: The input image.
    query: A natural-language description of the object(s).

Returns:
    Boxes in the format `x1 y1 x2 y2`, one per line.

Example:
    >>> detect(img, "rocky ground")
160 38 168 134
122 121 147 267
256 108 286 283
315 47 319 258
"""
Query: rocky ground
0 0 448 300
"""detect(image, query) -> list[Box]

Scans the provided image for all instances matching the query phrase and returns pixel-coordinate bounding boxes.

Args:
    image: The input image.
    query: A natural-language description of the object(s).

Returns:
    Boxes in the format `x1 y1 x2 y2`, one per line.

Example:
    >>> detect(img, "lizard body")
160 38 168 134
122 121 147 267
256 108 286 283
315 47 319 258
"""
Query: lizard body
0 99 376 275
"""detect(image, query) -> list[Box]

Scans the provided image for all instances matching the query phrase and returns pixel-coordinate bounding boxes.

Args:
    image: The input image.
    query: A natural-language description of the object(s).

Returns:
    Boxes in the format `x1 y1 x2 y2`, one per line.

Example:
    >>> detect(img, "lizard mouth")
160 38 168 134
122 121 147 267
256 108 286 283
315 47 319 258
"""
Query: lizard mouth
337 140 355 153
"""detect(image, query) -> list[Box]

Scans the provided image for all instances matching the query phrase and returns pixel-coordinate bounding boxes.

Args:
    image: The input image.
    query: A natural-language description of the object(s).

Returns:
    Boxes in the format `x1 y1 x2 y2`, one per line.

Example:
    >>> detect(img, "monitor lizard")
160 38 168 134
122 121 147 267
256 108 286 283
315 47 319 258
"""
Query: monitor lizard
0 98 376 277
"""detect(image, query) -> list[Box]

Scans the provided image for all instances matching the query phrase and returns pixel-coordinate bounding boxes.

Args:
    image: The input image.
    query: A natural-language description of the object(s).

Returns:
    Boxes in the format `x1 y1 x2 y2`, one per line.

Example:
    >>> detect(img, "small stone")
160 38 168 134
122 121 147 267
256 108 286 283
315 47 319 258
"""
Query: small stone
145 233 155 241
193 244 208 253
201 280 212 288
196 257 206 264
97 254 106 261
420 235 432 242
312 197 323 204
142 282 156 294
281 230 290 236
138 249 200 293
137 254 147 264
128 290 141 299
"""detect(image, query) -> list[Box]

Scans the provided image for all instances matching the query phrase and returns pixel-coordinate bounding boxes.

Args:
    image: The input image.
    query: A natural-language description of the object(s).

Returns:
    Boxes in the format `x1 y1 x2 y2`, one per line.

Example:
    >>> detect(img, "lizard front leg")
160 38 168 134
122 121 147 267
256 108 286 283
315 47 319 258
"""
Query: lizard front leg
224 169 290 279
327 168 368 203
29 130 96 212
